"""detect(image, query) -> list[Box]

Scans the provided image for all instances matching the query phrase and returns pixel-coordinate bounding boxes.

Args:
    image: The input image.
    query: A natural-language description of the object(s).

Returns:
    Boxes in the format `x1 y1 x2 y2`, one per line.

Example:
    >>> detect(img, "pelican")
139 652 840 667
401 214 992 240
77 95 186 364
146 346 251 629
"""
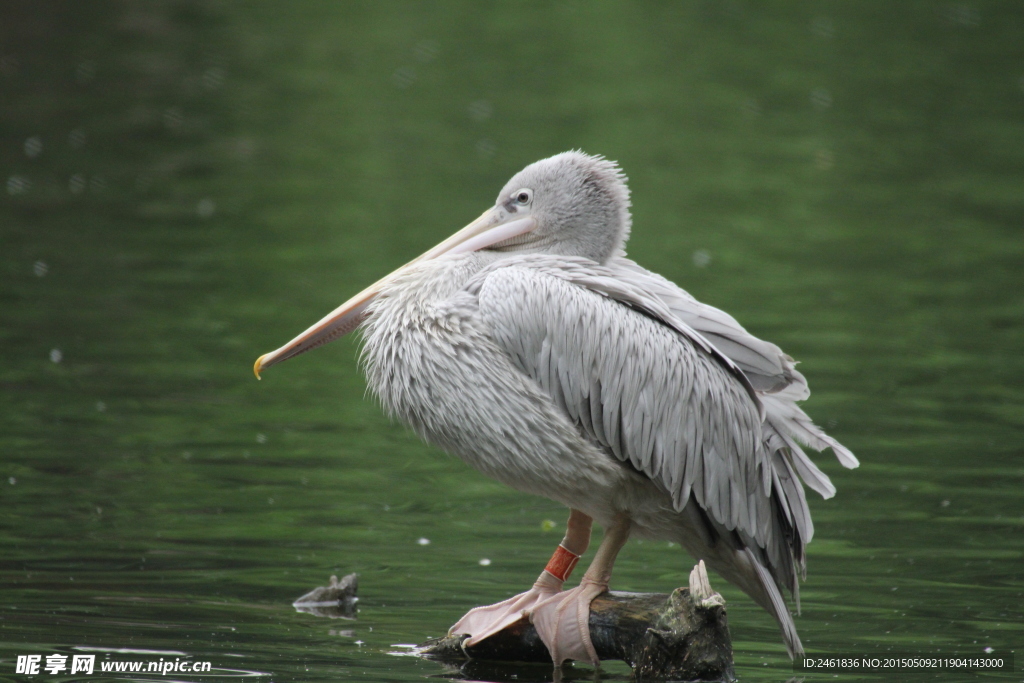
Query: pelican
254 152 857 665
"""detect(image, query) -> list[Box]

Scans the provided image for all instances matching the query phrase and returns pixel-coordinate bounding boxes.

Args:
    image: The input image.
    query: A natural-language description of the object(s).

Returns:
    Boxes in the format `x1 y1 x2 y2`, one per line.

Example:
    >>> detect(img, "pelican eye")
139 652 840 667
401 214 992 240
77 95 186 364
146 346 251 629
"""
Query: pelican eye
515 190 532 205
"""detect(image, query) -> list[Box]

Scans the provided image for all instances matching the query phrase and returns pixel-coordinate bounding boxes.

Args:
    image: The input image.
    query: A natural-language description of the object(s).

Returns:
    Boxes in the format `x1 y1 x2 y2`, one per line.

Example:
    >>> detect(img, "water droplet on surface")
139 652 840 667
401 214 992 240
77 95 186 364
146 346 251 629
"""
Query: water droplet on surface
7 175 30 195
810 16 834 38
50 349 63 363
540 519 556 531
76 60 96 84
0 55 18 77
417 537 430 546
232 137 257 161
984 646 994 653
163 107 183 130
256 433 267 444
692 249 711 268
68 128 87 148
475 138 496 159
941 499 950 507
197 198 216 218
33 261 48 277
944 3 980 26
478 558 491 566
413 39 439 63
24 136 42 159
268 498 274 505
810 88 832 110
69 174 86 194
8 477 15 485
814 149 835 171
202 66 226 89
392 66 416 89
468 100 493 122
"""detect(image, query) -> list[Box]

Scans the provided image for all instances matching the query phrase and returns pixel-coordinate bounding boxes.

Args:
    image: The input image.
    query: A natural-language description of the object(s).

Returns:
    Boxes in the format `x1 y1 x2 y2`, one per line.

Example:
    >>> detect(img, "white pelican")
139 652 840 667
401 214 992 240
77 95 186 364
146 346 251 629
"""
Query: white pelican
254 152 858 665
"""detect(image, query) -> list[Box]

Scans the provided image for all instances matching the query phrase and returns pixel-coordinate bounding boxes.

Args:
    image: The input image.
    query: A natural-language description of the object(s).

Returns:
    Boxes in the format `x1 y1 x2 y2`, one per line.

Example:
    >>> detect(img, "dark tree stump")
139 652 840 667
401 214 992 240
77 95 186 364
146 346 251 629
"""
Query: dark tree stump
418 562 735 681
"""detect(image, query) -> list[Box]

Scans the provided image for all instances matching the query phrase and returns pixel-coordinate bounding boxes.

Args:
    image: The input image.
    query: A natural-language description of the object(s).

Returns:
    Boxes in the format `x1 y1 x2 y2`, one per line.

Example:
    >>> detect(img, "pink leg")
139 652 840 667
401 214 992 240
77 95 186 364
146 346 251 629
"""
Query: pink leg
530 514 631 666
449 509 593 646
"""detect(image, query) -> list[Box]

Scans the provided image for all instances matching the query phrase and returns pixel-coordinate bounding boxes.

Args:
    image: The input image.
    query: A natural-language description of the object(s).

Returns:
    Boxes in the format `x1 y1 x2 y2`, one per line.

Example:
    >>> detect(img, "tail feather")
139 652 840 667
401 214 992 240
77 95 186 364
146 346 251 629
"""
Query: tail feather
763 393 859 470
744 548 804 657
683 530 804 659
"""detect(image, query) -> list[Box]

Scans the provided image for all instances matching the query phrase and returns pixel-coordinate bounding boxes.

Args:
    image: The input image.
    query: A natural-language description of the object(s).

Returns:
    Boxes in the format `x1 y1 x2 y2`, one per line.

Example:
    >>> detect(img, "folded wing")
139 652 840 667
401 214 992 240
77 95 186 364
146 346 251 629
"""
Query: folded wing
468 255 773 541
608 256 859 501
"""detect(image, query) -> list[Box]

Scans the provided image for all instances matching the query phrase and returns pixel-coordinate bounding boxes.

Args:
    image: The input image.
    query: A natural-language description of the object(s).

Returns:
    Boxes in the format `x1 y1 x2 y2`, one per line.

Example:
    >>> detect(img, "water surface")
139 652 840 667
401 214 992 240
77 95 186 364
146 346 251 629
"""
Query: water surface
2 2 1022 681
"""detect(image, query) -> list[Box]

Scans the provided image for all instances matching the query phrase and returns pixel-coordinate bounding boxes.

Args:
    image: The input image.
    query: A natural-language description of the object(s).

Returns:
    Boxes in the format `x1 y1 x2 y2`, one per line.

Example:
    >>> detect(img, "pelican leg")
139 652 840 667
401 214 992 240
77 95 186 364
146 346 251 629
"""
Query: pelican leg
530 514 631 666
449 509 593 646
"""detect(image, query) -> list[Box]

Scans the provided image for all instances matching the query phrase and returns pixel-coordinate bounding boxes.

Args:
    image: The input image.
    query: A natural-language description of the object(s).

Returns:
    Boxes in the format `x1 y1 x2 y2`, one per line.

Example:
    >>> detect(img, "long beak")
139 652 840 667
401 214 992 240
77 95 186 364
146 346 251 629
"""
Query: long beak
253 207 536 378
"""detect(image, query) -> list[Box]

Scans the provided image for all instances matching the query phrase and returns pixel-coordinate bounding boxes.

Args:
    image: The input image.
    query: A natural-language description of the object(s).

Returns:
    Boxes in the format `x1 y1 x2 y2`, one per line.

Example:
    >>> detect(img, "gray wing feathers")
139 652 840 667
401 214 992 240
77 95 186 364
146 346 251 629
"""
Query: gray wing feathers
609 256 807 395
567 269 764 412
745 548 804 657
603 255 857 615
763 391 859 470
470 259 771 540
608 257 858 476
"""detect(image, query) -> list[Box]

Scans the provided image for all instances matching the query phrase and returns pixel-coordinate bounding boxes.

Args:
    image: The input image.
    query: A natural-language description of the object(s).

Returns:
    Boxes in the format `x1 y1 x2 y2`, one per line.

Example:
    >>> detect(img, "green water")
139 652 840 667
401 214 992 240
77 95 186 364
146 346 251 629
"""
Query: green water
2 2 1022 681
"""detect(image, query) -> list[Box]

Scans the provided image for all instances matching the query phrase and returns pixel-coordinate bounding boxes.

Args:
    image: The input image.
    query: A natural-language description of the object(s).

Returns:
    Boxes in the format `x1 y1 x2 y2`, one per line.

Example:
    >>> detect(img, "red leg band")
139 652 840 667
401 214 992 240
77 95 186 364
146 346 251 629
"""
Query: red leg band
543 544 580 582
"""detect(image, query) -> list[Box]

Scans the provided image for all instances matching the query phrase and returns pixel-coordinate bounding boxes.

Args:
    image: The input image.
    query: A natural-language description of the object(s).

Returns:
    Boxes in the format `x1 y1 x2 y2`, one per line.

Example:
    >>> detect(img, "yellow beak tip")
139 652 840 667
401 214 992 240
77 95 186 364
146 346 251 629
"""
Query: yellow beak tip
253 355 266 380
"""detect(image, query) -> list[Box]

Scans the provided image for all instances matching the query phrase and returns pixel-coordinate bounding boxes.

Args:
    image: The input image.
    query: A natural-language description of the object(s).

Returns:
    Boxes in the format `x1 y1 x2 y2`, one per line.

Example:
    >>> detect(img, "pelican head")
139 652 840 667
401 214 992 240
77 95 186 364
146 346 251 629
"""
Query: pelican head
254 151 632 378
488 151 632 264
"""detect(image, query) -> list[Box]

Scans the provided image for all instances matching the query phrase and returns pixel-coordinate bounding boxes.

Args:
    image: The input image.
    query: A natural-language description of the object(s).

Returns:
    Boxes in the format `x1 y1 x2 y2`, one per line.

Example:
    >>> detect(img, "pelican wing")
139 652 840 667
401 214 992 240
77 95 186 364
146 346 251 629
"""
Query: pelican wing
607 256 807 395
467 255 774 539
607 256 859 492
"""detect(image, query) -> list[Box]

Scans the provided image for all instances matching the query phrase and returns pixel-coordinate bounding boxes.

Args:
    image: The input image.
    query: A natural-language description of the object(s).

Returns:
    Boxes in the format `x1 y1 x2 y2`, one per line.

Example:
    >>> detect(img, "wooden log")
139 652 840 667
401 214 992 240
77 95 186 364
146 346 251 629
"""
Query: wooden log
418 562 735 681
292 572 359 619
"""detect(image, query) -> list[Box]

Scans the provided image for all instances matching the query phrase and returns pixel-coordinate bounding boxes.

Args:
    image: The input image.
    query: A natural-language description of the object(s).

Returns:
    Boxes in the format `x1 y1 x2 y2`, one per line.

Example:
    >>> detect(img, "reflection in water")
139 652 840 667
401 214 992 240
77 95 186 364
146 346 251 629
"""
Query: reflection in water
1 2 1022 682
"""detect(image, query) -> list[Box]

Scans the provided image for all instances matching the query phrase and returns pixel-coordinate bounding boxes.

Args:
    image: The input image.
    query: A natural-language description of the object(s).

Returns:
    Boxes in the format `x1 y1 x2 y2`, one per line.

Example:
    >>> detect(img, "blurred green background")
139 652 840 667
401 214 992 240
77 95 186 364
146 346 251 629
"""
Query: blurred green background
2 2 1022 681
